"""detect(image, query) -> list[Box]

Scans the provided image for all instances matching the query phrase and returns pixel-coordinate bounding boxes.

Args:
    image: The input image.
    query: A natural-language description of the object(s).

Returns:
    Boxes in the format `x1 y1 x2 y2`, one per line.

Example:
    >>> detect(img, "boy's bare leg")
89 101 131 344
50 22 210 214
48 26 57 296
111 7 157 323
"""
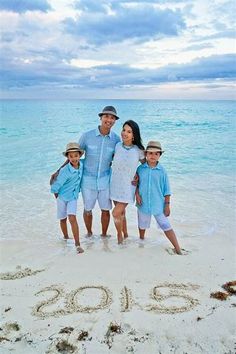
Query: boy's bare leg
68 215 84 252
112 202 128 244
123 214 128 238
139 228 146 240
83 210 93 236
60 218 69 239
101 210 110 236
164 229 182 254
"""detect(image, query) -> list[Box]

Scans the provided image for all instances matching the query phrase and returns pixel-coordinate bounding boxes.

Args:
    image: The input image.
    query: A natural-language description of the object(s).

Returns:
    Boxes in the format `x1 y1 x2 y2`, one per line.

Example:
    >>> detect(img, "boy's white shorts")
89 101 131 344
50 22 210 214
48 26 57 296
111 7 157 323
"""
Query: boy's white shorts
57 198 77 220
137 210 172 231
82 188 112 211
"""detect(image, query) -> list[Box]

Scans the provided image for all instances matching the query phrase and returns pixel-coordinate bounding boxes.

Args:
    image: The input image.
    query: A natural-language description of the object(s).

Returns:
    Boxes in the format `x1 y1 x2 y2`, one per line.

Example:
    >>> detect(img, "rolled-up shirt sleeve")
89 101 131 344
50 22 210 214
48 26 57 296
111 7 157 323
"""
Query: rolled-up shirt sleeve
163 172 171 196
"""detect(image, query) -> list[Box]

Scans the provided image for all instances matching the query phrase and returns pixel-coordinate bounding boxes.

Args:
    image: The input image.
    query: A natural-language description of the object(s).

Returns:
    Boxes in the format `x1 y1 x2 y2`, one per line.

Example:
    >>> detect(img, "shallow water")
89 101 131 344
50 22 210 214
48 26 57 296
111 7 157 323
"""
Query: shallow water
0 99 235 242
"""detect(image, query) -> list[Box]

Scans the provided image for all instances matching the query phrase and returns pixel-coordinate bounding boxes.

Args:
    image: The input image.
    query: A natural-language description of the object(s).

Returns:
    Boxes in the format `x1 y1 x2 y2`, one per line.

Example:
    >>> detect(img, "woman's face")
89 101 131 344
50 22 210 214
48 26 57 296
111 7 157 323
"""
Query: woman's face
121 124 134 145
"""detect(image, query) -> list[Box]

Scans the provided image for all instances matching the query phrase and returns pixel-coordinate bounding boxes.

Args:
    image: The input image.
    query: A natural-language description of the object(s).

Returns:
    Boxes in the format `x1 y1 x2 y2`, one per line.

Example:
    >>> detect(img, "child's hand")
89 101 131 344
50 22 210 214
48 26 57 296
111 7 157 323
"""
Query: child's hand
131 173 139 186
136 193 142 205
164 204 170 217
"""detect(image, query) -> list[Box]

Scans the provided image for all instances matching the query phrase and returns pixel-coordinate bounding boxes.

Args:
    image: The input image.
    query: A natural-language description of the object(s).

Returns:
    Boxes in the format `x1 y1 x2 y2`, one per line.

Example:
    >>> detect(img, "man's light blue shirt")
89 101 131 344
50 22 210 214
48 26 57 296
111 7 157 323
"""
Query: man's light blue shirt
79 127 120 191
51 161 83 202
137 162 171 216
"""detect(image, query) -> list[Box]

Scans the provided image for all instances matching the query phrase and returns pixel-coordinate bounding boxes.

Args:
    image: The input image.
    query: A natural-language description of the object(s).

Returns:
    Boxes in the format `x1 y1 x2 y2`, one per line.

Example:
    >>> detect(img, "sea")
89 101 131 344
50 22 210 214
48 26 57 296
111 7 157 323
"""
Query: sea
0 99 235 245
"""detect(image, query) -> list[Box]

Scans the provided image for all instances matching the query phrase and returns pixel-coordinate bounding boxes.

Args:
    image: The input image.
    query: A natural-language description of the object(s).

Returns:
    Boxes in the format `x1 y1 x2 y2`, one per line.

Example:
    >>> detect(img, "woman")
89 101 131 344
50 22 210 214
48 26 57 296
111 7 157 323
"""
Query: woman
110 120 145 244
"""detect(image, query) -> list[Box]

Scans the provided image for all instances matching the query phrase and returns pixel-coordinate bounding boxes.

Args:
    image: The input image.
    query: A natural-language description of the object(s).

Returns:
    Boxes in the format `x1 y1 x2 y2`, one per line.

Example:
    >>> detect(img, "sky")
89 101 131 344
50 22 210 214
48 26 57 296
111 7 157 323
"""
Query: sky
0 0 235 99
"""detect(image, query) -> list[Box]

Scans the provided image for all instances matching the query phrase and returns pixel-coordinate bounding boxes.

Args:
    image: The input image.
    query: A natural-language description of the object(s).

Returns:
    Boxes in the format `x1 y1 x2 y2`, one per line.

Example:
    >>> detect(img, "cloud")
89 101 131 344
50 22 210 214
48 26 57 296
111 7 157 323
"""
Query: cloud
1 53 235 91
0 0 52 13
64 5 186 44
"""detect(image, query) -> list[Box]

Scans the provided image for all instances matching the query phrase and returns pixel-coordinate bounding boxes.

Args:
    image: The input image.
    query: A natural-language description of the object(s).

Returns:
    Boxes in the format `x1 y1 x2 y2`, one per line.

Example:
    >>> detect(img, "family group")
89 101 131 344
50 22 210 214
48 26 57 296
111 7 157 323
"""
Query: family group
50 106 182 255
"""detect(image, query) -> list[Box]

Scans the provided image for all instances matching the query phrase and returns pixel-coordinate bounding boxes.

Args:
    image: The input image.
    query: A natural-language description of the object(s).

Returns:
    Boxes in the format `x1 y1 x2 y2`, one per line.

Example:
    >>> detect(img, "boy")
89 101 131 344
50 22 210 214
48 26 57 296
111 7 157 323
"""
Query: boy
51 142 84 253
135 141 182 254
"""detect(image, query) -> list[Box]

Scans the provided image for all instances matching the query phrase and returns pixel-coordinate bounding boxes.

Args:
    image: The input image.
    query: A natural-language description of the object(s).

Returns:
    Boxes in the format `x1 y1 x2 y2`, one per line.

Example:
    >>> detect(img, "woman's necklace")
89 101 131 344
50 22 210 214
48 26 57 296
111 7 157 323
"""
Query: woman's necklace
122 143 134 150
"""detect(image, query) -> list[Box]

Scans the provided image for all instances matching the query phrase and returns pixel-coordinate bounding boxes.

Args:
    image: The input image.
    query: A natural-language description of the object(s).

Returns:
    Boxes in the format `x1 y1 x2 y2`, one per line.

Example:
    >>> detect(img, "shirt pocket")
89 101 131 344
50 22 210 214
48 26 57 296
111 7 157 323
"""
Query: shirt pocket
87 144 98 155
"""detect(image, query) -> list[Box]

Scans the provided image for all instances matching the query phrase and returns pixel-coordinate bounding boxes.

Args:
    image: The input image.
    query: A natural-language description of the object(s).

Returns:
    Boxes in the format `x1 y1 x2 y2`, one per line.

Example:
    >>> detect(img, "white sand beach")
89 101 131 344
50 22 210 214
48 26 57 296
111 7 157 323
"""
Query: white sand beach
0 193 235 354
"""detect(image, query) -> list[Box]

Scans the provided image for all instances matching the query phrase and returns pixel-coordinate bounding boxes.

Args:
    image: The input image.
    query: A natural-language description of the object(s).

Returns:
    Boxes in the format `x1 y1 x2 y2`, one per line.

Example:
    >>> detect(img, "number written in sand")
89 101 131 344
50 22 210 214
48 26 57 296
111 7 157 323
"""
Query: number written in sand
147 283 200 314
32 283 199 318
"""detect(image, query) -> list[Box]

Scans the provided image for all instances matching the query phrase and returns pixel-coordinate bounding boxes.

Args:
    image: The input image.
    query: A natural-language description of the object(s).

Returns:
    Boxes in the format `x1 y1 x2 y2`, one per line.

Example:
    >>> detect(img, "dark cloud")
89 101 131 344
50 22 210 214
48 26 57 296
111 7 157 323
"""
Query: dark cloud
0 0 52 13
1 53 235 90
64 5 186 44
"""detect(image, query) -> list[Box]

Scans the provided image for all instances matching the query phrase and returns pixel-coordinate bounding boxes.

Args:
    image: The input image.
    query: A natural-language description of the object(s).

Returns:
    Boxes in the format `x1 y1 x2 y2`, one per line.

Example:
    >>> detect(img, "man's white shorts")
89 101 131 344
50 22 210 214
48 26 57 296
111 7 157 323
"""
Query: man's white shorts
82 188 112 211
57 198 77 219
137 210 172 231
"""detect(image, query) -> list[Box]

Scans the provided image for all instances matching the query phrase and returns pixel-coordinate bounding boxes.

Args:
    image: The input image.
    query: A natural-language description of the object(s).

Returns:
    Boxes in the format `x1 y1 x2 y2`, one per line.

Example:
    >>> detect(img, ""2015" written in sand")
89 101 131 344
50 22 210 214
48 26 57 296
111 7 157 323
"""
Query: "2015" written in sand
32 283 200 318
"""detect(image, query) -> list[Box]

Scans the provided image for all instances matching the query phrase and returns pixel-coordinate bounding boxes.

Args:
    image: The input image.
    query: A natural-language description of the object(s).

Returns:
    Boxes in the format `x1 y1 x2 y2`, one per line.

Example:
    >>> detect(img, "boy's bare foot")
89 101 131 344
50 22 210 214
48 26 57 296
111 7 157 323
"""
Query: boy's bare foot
63 236 70 240
123 234 128 239
76 246 84 253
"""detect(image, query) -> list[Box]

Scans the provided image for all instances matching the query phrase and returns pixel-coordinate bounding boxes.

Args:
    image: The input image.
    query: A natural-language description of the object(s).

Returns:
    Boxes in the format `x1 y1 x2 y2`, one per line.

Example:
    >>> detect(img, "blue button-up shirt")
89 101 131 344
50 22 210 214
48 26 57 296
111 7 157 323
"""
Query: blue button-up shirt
136 162 171 216
51 161 83 202
79 127 120 191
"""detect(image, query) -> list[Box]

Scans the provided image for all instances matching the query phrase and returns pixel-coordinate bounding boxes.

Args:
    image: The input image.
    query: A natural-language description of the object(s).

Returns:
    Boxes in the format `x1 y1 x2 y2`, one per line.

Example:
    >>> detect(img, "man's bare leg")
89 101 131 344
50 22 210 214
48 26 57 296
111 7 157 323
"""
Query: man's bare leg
83 210 93 236
101 210 110 236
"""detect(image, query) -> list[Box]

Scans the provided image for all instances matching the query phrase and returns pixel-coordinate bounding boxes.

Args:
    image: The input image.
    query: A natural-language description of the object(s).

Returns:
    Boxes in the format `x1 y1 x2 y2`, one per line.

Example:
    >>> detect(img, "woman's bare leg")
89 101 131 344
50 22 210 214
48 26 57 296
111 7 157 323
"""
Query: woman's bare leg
112 202 128 244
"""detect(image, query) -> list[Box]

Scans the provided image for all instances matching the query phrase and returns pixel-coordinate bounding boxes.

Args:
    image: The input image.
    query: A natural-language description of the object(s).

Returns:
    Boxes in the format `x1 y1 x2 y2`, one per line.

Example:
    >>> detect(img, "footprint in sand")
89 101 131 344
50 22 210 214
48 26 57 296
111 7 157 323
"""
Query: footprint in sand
0 266 45 280
165 248 190 256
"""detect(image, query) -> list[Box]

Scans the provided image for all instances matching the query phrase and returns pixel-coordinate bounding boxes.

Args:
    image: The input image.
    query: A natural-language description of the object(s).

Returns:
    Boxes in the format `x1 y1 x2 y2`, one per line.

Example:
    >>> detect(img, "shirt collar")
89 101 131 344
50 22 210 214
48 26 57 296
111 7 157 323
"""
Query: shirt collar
68 162 79 173
143 161 161 170
96 126 112 138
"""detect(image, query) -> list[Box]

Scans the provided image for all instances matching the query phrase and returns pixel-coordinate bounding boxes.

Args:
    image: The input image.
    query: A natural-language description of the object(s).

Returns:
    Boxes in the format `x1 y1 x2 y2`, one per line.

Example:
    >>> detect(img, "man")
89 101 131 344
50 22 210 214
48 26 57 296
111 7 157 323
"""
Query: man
78 106 120 236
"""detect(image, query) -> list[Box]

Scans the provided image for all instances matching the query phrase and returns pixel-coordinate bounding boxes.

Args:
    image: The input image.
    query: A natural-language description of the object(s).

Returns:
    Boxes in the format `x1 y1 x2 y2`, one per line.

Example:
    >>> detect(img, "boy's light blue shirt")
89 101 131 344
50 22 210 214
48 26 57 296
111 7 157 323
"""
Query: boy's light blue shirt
51 161 83 202
137 162 171 216
79 127 120 191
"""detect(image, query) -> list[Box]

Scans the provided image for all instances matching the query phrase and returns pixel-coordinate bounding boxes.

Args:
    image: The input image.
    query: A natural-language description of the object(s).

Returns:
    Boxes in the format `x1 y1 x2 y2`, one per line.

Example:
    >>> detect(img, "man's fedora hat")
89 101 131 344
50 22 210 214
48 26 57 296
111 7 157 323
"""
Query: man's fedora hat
98 106 119 120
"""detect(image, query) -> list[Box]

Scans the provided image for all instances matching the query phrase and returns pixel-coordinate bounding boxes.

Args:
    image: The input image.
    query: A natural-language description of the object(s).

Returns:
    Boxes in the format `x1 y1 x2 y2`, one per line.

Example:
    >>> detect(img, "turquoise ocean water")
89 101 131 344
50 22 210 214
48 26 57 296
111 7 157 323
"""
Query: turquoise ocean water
0 99 235 243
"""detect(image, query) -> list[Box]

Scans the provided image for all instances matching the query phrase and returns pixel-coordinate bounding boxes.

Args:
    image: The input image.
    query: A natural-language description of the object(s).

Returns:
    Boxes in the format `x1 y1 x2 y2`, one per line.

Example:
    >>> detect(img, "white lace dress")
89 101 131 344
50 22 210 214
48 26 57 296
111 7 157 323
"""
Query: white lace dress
110 142 145 203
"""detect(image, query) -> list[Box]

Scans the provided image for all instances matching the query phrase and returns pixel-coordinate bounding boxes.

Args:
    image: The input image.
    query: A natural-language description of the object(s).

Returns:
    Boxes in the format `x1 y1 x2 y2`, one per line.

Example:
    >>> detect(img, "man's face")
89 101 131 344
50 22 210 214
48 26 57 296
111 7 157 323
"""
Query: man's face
100 114 116 130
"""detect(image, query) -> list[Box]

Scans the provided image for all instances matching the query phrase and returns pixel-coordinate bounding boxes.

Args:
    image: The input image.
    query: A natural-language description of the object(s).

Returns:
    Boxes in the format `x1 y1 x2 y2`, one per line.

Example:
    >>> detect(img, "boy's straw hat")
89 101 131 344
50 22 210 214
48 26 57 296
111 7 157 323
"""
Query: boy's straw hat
98 106 119 120
63 142 84 156
146 141 164 153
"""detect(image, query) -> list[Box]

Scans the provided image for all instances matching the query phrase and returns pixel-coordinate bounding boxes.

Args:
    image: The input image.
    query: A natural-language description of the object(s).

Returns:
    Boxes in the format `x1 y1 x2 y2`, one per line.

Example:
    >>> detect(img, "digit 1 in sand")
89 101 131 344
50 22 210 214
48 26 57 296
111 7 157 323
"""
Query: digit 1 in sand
120 286 134 312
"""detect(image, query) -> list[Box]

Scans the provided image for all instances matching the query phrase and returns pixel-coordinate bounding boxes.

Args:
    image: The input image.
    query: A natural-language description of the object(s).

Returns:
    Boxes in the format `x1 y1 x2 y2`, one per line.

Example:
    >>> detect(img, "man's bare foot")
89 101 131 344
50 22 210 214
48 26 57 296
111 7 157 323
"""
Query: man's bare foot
123 234 128 239
63 236 70 240
76 246 84 253
100 234 111 238
85 232 93 237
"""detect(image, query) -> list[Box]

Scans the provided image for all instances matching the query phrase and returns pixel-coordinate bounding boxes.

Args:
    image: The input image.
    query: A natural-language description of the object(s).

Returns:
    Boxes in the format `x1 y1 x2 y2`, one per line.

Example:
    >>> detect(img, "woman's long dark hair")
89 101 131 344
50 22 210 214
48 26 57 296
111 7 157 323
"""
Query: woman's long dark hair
123 120 144 150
